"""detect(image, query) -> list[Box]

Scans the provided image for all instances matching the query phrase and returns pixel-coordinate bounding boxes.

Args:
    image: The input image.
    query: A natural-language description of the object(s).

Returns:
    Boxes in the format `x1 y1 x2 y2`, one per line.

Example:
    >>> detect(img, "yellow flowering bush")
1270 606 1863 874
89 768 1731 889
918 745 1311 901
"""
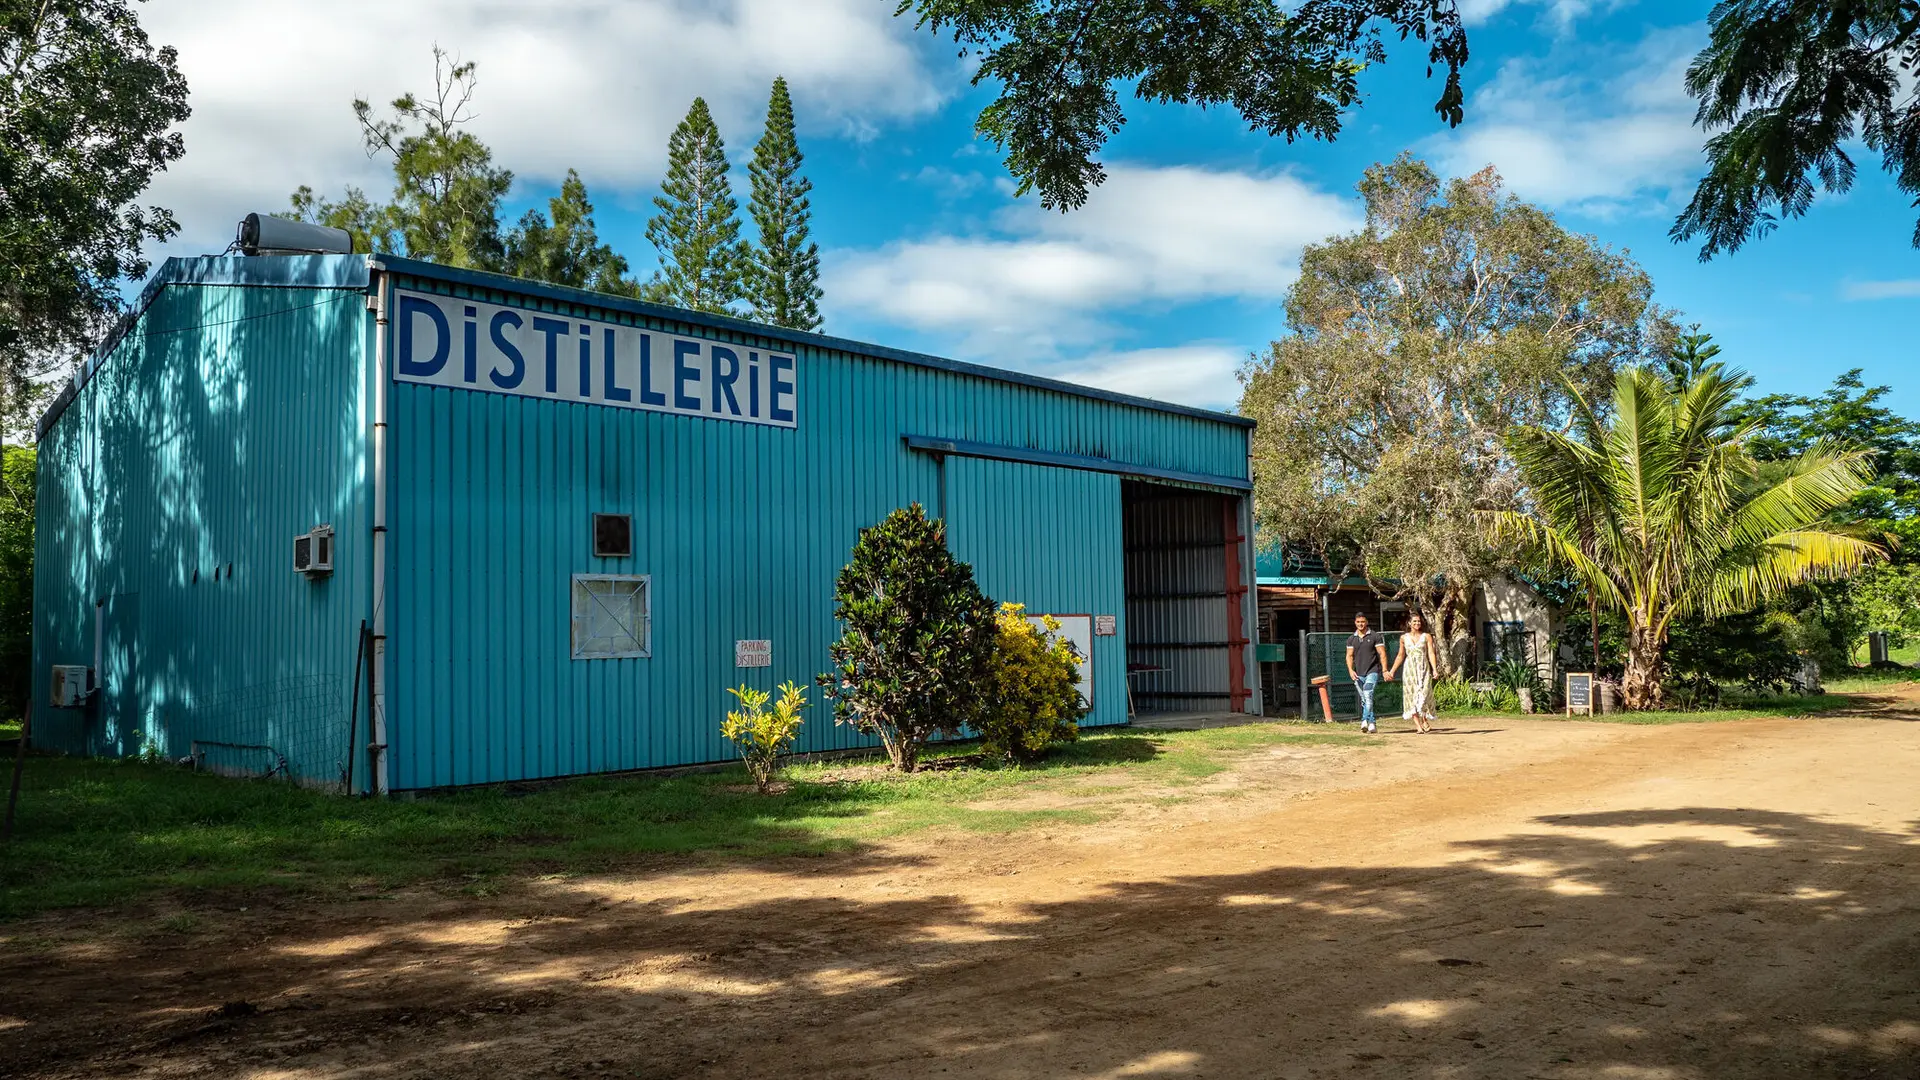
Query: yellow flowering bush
975 603 1084 764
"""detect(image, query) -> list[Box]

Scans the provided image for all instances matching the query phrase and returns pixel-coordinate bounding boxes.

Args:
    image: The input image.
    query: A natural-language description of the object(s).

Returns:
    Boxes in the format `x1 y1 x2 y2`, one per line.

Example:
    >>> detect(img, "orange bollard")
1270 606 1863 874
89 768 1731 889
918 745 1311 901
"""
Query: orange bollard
1310 675 1335 723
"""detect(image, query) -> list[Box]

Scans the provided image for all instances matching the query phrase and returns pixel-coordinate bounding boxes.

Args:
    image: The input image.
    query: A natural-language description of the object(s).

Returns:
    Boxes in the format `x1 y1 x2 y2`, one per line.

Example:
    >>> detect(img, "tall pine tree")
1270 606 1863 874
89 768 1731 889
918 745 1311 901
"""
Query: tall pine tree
745 77 823 331
645 98 744 314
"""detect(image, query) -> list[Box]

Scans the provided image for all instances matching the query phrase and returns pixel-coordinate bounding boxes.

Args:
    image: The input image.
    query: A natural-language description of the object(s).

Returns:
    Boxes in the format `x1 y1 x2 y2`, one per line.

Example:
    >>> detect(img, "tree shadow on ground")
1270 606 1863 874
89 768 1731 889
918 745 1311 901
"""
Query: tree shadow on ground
4 803 1917 1079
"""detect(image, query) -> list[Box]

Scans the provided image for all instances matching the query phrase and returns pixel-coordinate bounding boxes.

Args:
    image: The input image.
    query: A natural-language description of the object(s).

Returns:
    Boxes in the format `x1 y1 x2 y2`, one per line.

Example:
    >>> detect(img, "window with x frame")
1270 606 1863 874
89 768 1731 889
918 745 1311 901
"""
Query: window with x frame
571 574 651 659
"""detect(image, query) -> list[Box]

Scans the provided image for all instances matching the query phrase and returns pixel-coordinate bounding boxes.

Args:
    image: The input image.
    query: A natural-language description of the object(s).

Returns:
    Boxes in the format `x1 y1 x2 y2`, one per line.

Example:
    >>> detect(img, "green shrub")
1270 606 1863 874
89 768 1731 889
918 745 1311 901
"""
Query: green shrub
818 504 996 772
1434 676 1476 713
974 604 1084 764
721 681 809 793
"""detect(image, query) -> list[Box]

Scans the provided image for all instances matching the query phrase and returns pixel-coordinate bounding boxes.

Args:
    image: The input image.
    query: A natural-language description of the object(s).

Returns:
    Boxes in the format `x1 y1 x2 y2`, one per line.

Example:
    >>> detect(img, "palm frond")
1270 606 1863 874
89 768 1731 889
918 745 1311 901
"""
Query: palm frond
1692 529 1888 620
1482 509 1626 610
1716 443 1878 552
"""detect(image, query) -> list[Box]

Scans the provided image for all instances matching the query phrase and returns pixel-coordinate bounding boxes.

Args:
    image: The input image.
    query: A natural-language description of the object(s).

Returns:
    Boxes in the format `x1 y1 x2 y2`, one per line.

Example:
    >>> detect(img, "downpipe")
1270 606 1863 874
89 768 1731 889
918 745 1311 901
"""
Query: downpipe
367 262 391 795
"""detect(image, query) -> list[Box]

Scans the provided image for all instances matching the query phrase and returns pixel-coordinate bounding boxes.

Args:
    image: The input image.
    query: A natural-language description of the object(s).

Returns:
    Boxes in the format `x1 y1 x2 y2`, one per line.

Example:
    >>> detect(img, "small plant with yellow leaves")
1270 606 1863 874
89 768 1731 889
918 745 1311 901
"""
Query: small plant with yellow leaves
722 681 809 793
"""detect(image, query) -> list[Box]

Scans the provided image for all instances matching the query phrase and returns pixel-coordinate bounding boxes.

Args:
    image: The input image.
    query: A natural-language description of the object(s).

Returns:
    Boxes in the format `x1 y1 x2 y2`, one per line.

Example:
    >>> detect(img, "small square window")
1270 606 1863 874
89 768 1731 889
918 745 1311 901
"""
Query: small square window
593 513 632 558
571 574 650 659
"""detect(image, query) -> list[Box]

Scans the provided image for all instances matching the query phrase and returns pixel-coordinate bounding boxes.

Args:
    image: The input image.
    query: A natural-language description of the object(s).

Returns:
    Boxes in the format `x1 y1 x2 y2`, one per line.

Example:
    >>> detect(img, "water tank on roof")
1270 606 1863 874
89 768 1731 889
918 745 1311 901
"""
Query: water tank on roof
237 213 352 256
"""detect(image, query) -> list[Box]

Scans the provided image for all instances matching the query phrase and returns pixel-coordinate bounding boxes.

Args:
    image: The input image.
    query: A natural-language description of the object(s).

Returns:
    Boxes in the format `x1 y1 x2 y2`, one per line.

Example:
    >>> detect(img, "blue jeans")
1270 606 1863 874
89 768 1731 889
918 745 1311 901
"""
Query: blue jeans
1354 672 1380 726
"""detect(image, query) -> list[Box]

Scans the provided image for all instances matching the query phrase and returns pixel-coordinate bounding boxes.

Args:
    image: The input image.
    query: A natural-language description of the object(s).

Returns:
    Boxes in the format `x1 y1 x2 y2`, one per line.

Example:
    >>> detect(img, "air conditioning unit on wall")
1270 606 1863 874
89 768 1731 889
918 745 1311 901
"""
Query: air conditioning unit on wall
49 665 92 708
293 524 334 577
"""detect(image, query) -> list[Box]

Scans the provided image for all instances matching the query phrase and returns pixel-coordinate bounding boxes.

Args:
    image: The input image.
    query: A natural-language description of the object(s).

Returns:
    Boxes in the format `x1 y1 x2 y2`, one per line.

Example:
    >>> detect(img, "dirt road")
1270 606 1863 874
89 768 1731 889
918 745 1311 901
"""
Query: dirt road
6 690 1920 1079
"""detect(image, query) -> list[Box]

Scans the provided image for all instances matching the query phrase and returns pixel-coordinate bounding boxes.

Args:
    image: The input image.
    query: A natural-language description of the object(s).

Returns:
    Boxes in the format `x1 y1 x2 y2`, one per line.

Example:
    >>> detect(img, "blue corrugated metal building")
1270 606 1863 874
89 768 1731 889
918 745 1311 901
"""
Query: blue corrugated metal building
32 255 1259 793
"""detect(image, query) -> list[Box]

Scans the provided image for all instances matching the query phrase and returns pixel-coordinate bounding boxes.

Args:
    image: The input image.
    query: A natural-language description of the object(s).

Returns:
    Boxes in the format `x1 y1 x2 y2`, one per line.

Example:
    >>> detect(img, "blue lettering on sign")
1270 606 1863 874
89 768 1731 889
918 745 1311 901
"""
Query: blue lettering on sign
603 329 630 402
711 346 741 416
389 290 796 428
770 354 796 423
673 340 701 411
532 317 569 394
488 311 525 388
638 334 666 406
396 295 449 377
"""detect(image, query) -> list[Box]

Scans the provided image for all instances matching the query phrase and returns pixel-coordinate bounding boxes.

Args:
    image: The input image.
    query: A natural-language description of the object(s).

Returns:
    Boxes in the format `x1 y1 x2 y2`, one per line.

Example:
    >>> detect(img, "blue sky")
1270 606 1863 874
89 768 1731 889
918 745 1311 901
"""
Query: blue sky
146 0 1916 416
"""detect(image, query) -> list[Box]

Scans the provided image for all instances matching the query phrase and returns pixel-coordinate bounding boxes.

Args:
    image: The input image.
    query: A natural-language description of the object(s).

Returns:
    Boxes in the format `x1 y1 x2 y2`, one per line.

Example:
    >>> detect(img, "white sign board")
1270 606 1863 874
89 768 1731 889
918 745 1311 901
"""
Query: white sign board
1026 613 1094 709
735 640 772 668
1094 614 1116 637
391 290 797 428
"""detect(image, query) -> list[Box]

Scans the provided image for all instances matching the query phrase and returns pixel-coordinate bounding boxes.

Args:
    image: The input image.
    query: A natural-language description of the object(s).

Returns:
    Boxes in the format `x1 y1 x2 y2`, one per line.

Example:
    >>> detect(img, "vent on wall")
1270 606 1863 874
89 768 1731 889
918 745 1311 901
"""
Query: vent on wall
593 513 632 558
293 524 334 577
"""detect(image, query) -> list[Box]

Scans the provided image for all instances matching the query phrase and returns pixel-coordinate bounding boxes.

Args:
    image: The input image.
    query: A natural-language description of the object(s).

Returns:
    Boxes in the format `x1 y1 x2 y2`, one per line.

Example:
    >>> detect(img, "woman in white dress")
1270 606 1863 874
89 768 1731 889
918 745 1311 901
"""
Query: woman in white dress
1390 612 1440 733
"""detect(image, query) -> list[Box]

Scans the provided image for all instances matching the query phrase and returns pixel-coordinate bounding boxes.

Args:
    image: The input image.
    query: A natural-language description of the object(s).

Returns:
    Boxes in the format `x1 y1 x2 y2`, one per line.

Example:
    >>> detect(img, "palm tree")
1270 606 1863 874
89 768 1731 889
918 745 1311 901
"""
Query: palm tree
1488 364 1886 708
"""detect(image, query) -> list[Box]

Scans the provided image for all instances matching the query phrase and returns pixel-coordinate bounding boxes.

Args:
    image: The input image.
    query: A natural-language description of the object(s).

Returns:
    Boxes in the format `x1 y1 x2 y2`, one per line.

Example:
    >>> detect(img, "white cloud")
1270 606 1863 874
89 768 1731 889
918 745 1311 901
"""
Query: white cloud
141 0 947 253
1842 279 1920 301
1423 25 1706 215
1051 344 1251 411
825 164 1359 354
1457 0 1618 29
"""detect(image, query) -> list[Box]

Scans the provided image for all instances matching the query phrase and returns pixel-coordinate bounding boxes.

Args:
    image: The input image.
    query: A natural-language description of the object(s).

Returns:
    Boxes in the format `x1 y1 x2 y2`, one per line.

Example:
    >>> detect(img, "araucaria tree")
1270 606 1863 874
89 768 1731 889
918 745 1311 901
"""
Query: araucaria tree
1240 155 1672 673
819 504 997 772
646 97 745 314
745 77 822 331
0 0 189 411
1490 365 1886 709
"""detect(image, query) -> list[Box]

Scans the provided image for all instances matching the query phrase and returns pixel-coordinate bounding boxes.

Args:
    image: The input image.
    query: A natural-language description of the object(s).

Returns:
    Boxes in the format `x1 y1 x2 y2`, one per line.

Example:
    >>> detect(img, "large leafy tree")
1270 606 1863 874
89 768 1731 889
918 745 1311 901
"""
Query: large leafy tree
503 169 643 297
0 0 189 412
1240 155 1671 674
1672 0 1920 258
818 504 997 772
744 77 822 331
645 97 745 314
295 48 643 295
896 0 1470 210
0 445 33 721
1490 365 1886 708
293 48 513 268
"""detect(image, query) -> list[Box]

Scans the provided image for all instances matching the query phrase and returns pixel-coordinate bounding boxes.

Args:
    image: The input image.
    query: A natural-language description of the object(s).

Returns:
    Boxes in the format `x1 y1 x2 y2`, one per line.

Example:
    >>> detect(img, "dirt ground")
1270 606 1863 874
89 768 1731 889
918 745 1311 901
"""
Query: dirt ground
6 688 1920 1079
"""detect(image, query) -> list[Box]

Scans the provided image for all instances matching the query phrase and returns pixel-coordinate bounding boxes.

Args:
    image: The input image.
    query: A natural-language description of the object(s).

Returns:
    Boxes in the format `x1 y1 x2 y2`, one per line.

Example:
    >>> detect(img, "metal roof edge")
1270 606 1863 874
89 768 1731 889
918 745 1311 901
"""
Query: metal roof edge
374 255 1256 430
35 255 372 441
903 433 1252 491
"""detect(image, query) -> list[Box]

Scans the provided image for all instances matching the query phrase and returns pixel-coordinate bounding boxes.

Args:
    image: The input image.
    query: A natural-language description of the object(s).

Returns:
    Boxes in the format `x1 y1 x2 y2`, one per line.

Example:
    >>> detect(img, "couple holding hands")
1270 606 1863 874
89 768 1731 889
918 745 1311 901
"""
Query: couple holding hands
1345 612 1439 734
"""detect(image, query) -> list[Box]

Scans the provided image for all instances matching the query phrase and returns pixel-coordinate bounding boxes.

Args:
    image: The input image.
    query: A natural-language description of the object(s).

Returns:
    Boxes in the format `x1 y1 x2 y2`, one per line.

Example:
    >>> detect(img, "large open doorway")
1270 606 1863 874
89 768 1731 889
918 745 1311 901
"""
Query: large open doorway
1120 481 1254 717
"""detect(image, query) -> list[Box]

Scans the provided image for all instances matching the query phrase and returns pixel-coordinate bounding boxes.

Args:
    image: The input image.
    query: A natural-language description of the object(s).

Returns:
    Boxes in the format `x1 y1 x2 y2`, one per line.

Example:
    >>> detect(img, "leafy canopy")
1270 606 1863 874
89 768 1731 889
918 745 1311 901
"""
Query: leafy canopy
745 77 823 331
0 0 189 409
1489 364 1886 707
818 504 997 772
292 48 639 296
1241 155 1670 664
1673 0 1920 258
896 0 1469 210
503 170 644 298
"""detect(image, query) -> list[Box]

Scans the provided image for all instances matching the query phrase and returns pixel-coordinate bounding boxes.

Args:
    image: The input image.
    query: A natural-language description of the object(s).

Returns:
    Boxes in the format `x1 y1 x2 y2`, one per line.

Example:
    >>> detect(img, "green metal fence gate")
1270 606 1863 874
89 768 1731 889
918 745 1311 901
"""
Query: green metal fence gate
1300 631 1404 721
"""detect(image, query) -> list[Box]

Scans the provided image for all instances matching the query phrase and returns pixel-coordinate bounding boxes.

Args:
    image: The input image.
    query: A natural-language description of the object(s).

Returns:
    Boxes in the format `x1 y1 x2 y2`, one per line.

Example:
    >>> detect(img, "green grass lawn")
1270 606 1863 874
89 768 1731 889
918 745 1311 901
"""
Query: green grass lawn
0 719 19 741
0 722 1367 920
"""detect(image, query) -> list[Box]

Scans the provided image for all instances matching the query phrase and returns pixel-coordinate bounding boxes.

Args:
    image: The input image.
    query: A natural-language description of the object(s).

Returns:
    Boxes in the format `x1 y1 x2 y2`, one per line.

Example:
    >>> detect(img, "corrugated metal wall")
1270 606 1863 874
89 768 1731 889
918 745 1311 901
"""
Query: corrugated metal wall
945 456 1126 727
32 272 371 787
1123 484 1238 713
384 271 1245 788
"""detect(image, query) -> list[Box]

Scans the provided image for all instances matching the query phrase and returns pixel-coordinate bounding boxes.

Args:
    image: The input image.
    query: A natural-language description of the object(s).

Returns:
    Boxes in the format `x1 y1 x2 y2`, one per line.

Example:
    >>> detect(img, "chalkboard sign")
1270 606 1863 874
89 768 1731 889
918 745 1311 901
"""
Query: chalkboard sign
1566 672 1594 716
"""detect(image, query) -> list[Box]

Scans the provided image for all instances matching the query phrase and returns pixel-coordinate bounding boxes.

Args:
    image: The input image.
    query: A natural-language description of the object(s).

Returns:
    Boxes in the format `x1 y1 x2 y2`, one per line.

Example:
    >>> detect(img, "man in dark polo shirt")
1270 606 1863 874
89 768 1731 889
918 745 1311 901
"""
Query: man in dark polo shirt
1346 613 1390 734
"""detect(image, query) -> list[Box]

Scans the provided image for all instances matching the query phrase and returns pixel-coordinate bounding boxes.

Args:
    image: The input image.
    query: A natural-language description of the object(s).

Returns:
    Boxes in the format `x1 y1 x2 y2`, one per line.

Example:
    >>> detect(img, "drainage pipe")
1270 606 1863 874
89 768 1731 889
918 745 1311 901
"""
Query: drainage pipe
367 263 391 795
